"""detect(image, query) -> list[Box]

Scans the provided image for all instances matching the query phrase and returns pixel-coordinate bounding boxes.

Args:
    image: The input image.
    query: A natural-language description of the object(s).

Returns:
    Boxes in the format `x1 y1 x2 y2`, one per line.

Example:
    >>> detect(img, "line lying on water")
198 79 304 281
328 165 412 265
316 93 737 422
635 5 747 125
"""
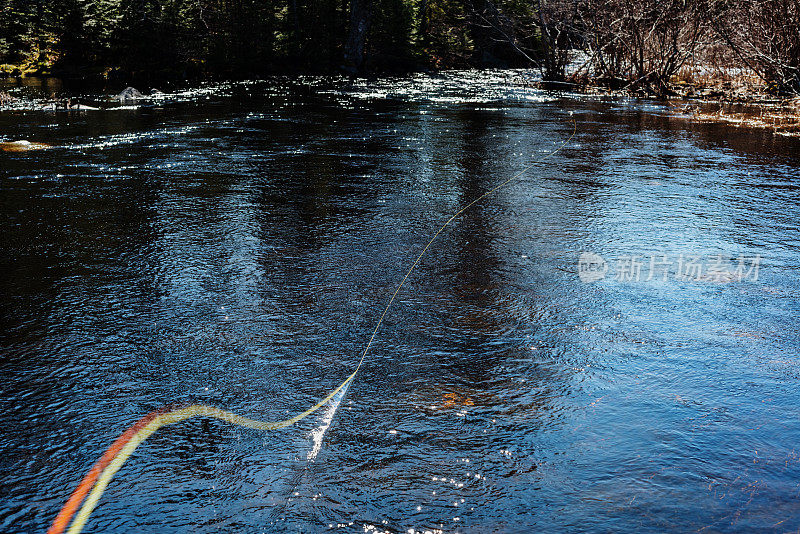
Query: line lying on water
48 118 577 534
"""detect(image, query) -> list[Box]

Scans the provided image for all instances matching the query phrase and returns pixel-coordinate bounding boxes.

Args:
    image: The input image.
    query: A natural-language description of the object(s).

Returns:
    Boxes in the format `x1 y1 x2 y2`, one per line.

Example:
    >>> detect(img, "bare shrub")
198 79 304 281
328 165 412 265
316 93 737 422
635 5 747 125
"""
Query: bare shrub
712 0 800 94
579 0 708 94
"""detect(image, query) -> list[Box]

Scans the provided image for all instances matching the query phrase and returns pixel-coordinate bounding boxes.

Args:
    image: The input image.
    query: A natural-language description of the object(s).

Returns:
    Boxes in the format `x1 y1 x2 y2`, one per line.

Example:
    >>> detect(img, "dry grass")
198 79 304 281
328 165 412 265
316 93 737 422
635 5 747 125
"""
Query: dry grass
685 101 800 137
667 62 800 136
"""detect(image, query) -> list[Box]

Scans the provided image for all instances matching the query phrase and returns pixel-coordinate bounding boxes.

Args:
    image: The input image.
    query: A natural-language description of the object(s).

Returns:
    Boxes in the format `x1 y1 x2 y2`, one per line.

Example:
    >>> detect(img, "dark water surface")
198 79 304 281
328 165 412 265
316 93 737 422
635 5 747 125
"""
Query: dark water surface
2 72 800 533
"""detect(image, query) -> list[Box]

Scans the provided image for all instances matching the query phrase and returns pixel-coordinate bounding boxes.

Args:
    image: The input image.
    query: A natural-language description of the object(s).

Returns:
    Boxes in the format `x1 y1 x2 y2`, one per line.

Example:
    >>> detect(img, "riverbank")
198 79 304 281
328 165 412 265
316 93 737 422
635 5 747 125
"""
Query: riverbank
532 73 800 138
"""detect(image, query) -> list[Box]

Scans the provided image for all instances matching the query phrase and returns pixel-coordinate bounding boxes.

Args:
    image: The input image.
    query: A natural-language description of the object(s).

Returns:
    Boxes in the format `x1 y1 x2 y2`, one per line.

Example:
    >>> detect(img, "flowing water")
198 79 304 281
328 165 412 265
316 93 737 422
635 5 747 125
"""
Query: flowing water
1 71 800 533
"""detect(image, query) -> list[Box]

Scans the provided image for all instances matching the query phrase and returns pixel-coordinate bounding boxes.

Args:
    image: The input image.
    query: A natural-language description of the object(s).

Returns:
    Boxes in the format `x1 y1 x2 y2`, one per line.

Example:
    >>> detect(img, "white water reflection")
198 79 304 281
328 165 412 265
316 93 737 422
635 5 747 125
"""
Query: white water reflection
307 382 350 461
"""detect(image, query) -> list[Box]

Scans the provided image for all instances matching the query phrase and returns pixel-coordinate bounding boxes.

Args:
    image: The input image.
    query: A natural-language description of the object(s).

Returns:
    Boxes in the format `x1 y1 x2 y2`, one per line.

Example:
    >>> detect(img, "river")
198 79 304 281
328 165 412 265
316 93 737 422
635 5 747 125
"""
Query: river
2 71 800 532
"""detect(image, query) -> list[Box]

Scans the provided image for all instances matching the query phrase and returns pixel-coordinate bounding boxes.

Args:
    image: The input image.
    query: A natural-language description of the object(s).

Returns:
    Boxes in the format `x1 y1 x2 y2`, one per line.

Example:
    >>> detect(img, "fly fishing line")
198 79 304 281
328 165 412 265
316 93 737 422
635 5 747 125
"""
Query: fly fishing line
48 117 577 534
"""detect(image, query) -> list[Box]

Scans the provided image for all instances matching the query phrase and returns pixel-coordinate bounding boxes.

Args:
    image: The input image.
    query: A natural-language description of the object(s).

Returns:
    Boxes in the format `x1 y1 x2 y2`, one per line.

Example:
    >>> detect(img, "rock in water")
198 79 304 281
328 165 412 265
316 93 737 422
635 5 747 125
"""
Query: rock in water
0 140 51 152
70 103 100 110
0 91 16 106
113 87 145 102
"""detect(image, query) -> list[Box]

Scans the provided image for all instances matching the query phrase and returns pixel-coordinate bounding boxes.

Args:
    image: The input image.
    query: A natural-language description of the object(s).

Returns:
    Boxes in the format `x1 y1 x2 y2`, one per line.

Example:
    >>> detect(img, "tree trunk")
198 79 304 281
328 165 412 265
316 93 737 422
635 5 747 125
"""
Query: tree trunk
288 0 302 61
418 0 429 47
342 0 372 74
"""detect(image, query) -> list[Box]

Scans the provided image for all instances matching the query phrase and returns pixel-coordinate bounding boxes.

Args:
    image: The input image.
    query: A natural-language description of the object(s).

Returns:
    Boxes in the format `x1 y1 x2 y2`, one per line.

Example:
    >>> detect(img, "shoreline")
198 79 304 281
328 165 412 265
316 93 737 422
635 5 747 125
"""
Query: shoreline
532 78 800 138
2 71 799 138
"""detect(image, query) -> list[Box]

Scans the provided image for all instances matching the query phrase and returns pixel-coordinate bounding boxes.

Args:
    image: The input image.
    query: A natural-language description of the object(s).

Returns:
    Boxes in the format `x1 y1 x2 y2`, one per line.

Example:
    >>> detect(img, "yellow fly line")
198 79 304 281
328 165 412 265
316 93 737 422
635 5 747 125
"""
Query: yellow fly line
49 117 577 534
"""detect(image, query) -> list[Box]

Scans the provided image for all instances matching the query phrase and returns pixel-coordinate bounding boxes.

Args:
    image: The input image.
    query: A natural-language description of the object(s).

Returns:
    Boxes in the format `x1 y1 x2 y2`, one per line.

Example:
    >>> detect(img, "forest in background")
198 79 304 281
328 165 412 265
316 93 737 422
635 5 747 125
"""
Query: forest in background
0 0 798 95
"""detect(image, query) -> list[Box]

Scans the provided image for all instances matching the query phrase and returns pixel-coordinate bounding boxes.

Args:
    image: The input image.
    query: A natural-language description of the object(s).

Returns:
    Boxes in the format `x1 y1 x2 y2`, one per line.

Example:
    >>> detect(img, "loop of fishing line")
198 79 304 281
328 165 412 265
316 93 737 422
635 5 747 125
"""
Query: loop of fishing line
48 118 577 534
